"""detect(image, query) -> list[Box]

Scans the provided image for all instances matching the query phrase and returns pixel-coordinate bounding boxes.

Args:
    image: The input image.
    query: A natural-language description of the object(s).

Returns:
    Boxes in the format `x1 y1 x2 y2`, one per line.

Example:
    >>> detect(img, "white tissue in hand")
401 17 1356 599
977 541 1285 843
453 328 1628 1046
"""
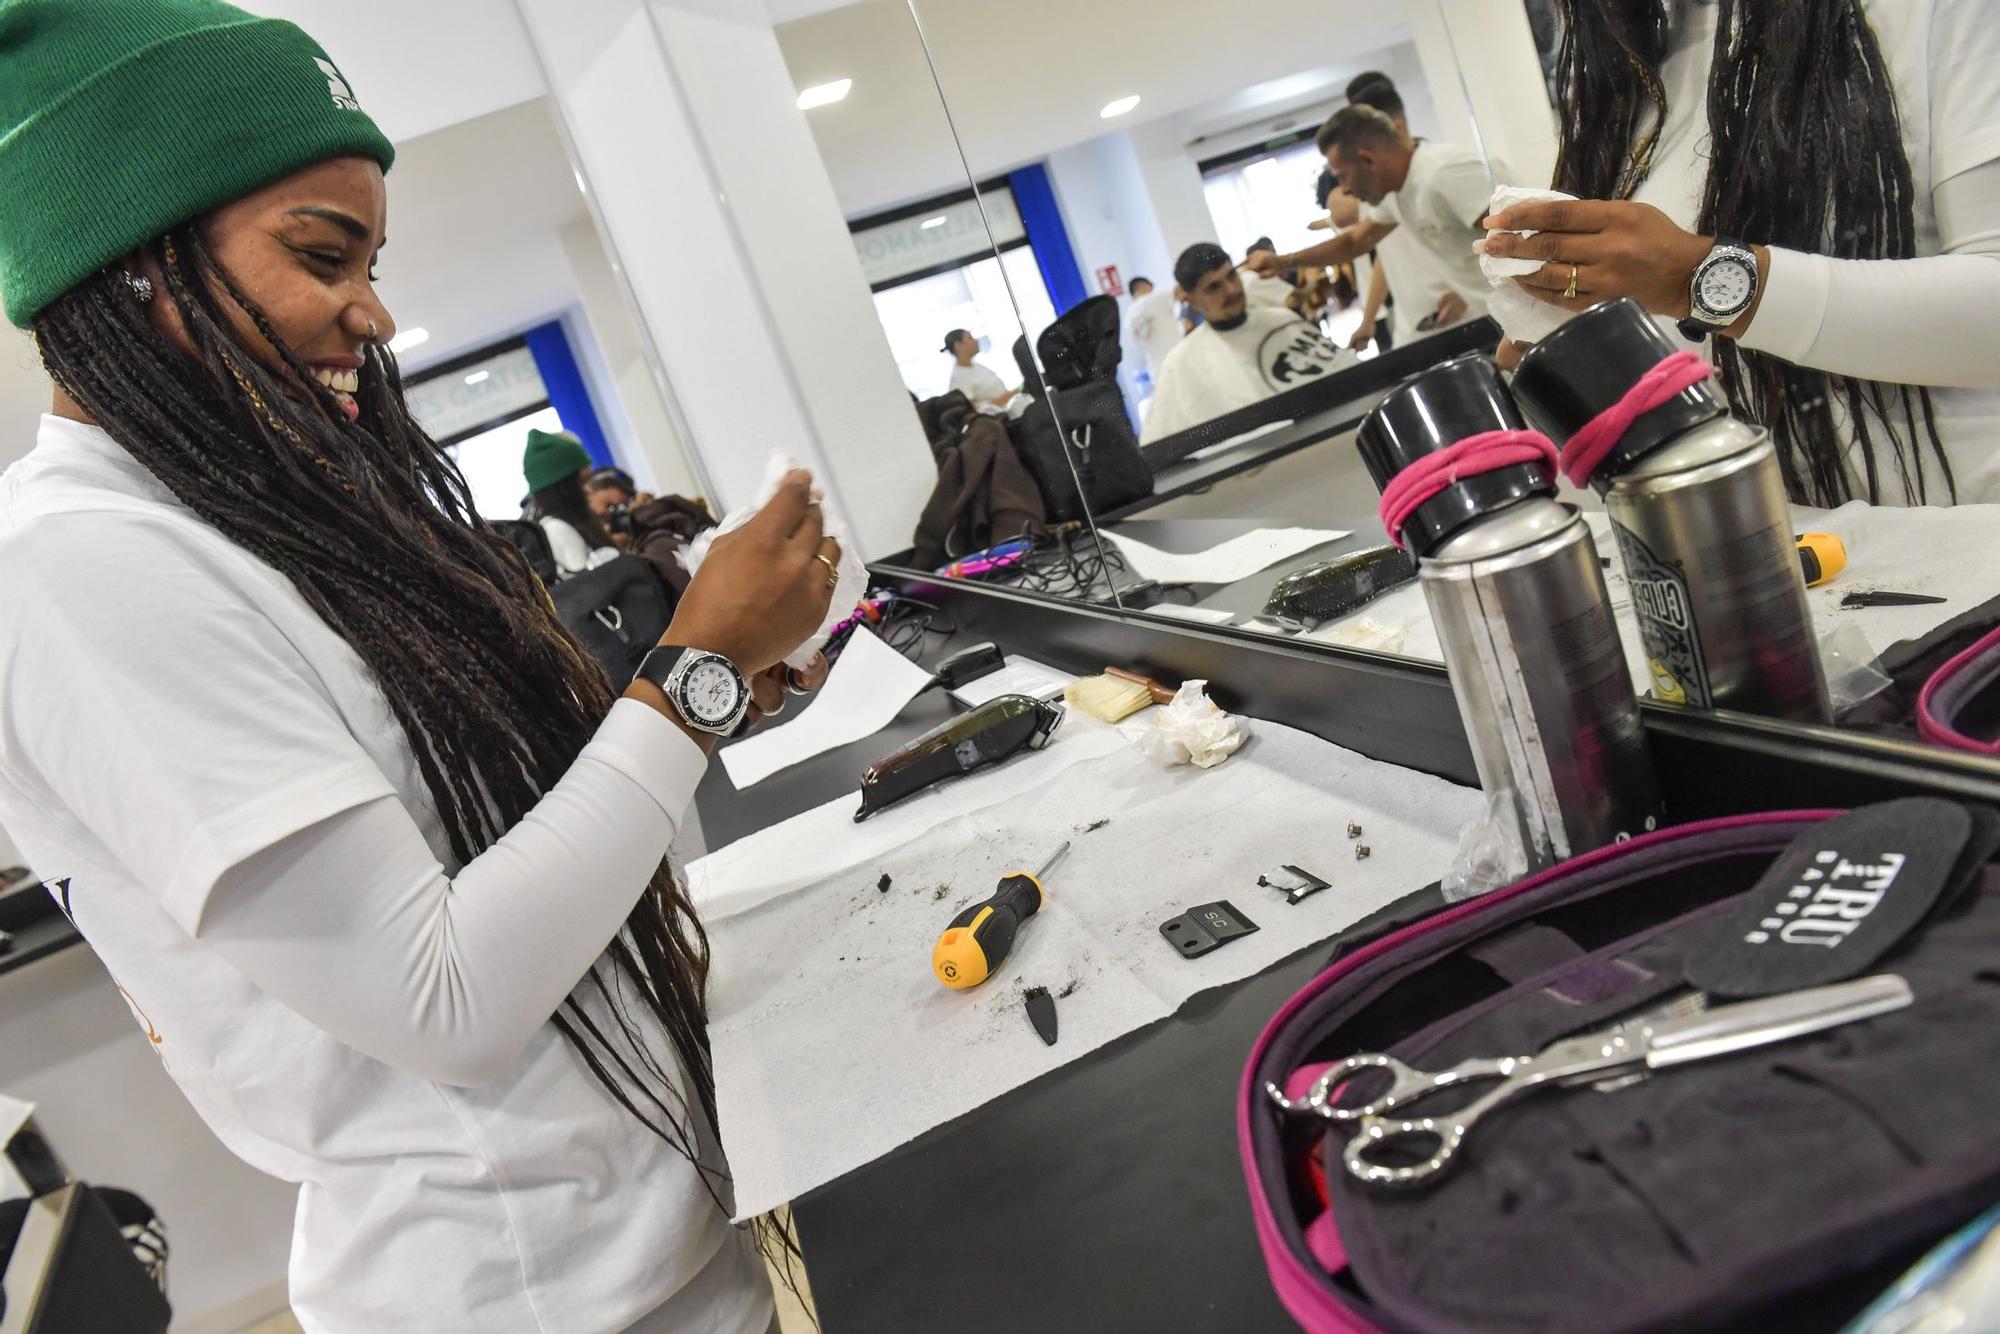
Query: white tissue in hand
1480 185 1581 346
678 453 869 671
1134 680 1247 769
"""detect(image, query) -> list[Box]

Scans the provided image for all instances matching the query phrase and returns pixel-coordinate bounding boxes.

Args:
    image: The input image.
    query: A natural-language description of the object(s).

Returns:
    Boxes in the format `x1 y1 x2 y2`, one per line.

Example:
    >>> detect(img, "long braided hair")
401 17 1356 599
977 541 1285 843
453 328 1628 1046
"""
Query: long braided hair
1551 0 1950 506
529 468 617 551
33 225 739 1213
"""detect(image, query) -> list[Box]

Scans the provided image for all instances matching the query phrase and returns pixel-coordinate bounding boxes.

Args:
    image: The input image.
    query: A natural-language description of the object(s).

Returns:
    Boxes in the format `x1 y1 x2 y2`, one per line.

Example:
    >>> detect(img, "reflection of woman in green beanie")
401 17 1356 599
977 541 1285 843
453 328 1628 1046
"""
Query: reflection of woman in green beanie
523 426 618 573
0 2 837 1329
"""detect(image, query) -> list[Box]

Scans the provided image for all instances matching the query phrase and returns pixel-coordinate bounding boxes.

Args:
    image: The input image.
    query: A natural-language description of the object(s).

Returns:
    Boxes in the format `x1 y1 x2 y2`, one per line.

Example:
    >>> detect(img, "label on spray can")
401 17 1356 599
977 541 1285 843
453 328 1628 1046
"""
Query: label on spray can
1615 524 1714 708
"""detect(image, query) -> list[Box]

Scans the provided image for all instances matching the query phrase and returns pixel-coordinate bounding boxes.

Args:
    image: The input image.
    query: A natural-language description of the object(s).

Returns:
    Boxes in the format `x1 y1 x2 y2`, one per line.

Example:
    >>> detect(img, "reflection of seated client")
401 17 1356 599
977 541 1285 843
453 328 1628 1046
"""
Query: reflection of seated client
1140 243 1357 445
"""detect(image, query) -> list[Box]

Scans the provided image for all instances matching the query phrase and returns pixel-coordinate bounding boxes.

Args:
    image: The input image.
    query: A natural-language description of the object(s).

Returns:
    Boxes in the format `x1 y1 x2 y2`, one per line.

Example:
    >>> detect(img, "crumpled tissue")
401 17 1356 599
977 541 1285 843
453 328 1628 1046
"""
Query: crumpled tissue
1480 184 1581 347
678 452 869 671
1133 680 1247 768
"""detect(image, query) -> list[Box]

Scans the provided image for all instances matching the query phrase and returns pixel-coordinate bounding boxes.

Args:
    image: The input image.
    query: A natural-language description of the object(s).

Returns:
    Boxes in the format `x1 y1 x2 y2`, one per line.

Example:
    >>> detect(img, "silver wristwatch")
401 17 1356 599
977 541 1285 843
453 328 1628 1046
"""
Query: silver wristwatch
1677 236 1758 341
636 645 750 737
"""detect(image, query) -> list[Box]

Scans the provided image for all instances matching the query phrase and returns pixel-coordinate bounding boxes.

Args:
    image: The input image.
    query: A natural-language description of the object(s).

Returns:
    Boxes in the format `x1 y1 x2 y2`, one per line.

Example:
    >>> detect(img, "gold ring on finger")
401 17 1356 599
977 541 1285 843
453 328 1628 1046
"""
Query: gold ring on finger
1562 263 1579 301
815 553 839 588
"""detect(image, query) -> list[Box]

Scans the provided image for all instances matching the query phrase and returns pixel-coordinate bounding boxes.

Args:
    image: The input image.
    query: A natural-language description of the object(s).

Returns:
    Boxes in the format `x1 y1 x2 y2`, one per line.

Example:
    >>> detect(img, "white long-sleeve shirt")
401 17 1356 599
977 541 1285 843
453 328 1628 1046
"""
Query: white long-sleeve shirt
0 415 769 1334
1640 0 2000 501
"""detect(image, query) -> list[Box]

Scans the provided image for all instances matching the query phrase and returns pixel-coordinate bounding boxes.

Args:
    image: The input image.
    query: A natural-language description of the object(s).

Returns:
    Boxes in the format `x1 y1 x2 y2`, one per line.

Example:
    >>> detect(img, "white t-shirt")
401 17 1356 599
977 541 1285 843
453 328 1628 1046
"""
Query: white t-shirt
1139 307 1358 444
947 359 1011 410
1367 140 1500 343
1635 0 2000 502
1243 272 1297 310
0 416 768 1334
539 514 620 576
1125 288 1185 379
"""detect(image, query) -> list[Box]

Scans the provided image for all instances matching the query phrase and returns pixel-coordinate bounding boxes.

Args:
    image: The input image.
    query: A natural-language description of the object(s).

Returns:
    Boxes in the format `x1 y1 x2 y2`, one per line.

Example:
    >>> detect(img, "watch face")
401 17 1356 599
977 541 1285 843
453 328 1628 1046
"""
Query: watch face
681 658 741 725
1698 257 1754 316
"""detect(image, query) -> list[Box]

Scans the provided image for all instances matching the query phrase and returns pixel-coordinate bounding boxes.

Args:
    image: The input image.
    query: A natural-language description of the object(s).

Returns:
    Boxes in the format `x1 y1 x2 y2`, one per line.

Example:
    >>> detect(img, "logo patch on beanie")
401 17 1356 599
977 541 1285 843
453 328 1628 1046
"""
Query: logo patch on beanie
315 58 361 112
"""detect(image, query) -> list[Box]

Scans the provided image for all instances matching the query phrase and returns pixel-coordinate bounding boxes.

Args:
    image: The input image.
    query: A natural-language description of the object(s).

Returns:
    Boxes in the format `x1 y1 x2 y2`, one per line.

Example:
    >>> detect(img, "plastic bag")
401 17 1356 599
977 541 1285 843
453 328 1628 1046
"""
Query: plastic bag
1441 787 1532 903
678 453 869 671
1133 680 1248 769
1820 622 1894 715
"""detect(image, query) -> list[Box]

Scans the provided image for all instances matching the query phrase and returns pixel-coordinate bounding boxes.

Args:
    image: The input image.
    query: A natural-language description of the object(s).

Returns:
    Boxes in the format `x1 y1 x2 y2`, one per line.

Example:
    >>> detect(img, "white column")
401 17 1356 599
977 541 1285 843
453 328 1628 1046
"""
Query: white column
1127 117 1223 262
1407 0 1558 189
556 218 703 500
513 0 935 560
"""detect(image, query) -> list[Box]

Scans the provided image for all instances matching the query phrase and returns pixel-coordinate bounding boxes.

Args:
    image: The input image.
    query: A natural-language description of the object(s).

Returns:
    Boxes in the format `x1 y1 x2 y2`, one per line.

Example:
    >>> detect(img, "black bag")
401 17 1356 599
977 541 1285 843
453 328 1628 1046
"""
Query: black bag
1010 381 1153 524
1034 294 1123 390
488 518 559 586
549 554 672 689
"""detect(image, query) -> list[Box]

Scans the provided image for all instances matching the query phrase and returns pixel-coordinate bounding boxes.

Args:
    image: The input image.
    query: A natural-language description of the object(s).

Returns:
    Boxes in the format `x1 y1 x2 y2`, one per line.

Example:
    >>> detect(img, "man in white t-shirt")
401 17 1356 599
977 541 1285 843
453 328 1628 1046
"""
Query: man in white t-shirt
1250 104 1497 345
1124 276 1184 387
1139 243 1358 444
942 328 1018 414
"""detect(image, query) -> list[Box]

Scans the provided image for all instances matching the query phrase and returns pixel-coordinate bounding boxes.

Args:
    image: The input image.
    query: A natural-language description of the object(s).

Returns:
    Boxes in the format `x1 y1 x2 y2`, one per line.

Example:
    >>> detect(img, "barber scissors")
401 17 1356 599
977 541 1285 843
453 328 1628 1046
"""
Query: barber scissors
1267 974 1911 1188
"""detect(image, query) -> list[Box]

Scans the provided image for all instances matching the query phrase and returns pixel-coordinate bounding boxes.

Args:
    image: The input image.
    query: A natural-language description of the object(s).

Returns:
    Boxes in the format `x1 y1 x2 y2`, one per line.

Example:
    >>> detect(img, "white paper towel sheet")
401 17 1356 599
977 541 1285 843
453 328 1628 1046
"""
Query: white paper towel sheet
717 627 936 789
1106 527 1350 585
1794 501 2000 657
693 720 1482 1219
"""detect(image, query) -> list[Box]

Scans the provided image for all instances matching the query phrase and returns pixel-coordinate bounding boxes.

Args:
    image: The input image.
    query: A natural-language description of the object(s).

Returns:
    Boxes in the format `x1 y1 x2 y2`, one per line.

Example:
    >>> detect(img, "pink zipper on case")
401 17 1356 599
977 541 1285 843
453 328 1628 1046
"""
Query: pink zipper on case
1236 809 1842 1333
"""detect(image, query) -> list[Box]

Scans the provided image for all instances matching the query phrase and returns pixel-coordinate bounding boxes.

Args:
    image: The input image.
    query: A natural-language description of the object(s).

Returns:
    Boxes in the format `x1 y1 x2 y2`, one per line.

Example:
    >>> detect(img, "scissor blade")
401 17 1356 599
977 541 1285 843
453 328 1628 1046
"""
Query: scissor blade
1643 974 1911 1068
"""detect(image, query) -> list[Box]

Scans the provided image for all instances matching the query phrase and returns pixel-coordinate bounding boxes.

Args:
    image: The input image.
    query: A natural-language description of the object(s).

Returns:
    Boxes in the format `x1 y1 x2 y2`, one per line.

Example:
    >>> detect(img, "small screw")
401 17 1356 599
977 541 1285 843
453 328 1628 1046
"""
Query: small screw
1355 844 1371 860
1346 822 1363 839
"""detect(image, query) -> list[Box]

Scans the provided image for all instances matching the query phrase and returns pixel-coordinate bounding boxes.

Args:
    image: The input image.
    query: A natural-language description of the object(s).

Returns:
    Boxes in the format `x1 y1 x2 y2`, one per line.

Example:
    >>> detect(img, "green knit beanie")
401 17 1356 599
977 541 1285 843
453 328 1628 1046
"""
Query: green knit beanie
0 0 397 329
523 429 592 494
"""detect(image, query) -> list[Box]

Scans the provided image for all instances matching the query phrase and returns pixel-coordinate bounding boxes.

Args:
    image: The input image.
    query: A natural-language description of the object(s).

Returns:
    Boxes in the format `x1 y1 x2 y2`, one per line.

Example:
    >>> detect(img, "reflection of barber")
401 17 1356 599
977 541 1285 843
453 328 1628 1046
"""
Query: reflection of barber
942 328 1018 413
1124 276 1183 387
1240 238 1297 309
1139 244 1357 444
1250 105 1495 344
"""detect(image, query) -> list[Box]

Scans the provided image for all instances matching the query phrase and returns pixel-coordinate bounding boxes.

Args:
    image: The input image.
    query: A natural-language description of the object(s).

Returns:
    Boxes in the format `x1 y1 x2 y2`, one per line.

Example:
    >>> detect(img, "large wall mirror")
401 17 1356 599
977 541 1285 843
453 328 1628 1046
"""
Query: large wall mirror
776 0 1129 608
855 0 2000 771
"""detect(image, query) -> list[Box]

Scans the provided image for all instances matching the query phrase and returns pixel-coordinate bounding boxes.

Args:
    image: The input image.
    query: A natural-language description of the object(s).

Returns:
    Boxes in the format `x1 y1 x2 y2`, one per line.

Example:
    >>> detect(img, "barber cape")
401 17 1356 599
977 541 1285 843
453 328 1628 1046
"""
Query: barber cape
1139 306 1355 444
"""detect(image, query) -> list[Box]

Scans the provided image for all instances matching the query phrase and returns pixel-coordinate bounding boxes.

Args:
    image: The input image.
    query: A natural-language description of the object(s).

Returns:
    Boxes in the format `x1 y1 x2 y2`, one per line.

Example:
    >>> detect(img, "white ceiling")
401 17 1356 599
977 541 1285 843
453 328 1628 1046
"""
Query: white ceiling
776 0 1415 216
240 1 547 145
370 98 593 372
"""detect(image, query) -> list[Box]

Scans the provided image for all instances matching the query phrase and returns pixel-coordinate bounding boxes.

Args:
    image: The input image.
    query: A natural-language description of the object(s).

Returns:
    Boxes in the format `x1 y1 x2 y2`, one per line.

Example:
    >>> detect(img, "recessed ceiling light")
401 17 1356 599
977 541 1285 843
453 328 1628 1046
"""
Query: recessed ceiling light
464 370 490 386
920 215 949 230
1100 95 1141 119
387 327 429 354
797 79 853 111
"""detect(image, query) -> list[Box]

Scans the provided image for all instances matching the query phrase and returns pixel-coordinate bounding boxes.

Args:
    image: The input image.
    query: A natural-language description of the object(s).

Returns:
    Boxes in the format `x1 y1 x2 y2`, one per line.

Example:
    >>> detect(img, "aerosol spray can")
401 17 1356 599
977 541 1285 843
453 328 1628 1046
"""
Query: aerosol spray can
1512 298 1830 722
1357 354 1662 870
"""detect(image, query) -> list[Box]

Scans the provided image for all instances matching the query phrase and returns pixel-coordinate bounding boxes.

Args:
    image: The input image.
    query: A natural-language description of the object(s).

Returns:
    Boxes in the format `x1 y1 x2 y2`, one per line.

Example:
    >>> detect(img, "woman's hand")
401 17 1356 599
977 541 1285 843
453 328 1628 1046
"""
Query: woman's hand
740 652 831 730
662 470 840 675
1479 199 1712 318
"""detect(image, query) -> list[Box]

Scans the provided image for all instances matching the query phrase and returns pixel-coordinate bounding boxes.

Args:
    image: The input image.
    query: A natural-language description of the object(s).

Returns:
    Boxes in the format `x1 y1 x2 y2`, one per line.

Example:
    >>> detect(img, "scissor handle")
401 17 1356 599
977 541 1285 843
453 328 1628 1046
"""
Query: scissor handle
1343 1110 1474 1187
1267 1051 1516 1121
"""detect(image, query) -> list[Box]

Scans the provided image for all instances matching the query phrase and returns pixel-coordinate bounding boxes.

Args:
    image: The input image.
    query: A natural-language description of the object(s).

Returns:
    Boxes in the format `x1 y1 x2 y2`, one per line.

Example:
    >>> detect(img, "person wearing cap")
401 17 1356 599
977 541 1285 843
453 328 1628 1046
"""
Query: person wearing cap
942 327 1017 412
1140 242 1357 444
524 427 620 574
0 2 838 1329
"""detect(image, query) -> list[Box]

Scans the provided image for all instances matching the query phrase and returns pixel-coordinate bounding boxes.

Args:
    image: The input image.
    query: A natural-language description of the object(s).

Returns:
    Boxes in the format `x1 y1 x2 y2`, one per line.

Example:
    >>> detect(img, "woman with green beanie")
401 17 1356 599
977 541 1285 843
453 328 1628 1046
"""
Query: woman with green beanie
0 2 841 1329
524 426 620 574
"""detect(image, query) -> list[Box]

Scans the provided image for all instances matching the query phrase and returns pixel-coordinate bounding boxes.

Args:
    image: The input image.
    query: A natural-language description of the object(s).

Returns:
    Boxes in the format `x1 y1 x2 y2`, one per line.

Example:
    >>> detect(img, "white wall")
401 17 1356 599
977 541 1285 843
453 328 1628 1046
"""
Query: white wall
2 329 48 473
558 219 706 501
1406 0 1557 188
0 948 298 1333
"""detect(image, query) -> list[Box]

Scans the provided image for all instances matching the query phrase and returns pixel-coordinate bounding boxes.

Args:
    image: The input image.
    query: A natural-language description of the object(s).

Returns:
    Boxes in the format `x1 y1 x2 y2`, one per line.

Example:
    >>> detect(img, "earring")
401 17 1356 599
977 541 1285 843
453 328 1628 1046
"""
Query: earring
123 270 154 304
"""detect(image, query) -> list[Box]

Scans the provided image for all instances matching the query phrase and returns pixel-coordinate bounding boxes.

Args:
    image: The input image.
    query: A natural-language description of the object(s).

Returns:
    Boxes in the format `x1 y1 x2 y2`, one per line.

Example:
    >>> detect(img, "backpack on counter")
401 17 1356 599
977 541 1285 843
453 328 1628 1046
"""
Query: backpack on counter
1240 803 2000 1334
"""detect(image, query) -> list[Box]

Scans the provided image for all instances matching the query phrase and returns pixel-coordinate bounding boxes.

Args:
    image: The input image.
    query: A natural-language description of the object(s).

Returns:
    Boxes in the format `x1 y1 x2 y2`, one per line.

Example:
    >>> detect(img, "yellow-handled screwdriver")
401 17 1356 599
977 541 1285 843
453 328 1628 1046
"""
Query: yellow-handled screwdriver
933 842 1071 990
